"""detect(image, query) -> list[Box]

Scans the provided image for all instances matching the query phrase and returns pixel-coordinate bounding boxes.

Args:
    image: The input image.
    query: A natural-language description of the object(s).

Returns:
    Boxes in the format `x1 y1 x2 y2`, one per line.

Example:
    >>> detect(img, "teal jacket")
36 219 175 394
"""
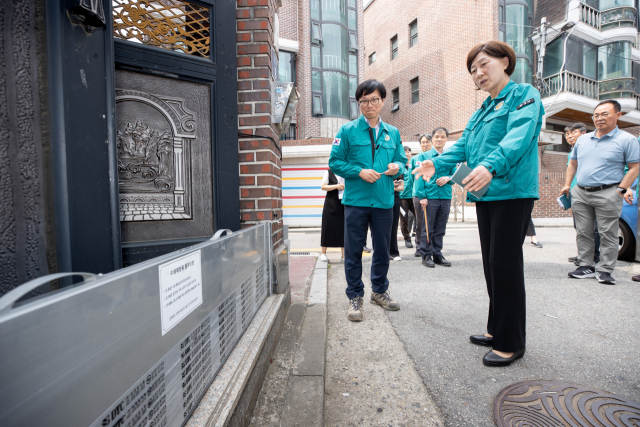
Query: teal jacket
430 81 544 202
399 161 413 199
329 115 407 209
413 148 456 200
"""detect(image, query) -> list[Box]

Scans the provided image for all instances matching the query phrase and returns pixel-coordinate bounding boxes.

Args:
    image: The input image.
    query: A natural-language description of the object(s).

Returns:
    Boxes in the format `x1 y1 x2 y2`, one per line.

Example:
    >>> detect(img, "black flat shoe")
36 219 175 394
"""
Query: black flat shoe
434 256 451 267
482 349 525 367
422 256 435 268
414 250 421 257
469 335 493 346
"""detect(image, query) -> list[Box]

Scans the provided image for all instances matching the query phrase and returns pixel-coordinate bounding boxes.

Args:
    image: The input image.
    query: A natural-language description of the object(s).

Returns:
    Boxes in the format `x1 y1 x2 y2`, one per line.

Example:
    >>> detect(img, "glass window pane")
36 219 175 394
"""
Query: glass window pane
600 0 633 10
412 90 419 104
512 58 532 84
348 0 356 6
349 54 357 74
499 6 503 23
312 46 321 68
583 44 597 80
505 4 531 59
321 0 347 25
312 23 321 42
350 100 359 119
348 9 356 29
322 71 349 117
278 51 293 82
392 37 398 50
411 78 418 92
311 0 320 20
312 71 322 91
598 42 631 80
410 21 417 37
369 52 376 64
349 32 357 51
633 63 640 94
313 95 323 114
322 24 348 71
543 37 563 77
565 38 583 76
349 76 357 97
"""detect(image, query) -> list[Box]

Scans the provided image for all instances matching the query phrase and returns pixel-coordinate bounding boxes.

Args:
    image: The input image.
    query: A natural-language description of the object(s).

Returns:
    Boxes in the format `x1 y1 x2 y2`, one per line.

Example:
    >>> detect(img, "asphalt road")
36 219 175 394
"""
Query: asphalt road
386 225 640 426
288 224 640 426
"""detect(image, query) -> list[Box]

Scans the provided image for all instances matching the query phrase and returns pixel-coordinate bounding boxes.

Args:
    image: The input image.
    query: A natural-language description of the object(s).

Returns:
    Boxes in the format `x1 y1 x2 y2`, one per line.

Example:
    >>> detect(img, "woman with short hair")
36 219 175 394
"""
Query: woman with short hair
414 41 544 367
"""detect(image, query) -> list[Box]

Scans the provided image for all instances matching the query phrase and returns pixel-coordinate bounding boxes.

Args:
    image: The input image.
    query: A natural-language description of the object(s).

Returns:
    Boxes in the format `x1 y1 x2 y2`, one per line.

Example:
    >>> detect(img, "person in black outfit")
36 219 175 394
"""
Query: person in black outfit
525 219 543 248
389 179 404 261
320 169 345 262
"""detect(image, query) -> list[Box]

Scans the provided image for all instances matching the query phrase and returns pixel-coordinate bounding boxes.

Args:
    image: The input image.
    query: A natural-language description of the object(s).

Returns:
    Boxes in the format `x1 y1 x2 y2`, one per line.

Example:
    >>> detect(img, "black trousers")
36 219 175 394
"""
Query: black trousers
419 199 451 259
476 198 534 353
390 196 401 257
400 198 416 240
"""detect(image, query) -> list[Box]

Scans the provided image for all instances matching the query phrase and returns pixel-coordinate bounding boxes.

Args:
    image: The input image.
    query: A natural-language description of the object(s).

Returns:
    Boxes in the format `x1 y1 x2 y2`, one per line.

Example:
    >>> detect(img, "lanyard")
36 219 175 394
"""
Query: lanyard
368 128 376 161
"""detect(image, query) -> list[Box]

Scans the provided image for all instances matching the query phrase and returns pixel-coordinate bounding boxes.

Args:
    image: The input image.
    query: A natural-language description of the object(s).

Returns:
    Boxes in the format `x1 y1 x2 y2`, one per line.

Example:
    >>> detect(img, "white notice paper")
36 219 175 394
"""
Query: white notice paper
159 251 203 335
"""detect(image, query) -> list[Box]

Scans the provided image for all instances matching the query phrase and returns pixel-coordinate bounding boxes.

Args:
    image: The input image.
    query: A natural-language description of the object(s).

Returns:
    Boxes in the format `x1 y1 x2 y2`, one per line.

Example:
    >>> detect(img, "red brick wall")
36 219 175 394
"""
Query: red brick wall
363 0 498 136
540 149 569 174
237 0 284 249
279 0 298 41
281 138 332 146
532 173 573 218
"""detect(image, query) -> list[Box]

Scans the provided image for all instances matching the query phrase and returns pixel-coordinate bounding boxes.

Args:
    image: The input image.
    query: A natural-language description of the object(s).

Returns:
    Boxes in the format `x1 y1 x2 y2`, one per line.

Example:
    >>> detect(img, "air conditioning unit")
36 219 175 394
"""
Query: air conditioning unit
538 129 563 145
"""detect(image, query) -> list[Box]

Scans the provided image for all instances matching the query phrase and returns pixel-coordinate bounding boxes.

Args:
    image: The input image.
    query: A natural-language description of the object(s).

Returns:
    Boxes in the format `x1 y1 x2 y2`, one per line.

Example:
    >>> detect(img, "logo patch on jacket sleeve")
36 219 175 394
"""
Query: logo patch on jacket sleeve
385 135 390 141
333 138 341 146
494 101 504 111
517 98 535 110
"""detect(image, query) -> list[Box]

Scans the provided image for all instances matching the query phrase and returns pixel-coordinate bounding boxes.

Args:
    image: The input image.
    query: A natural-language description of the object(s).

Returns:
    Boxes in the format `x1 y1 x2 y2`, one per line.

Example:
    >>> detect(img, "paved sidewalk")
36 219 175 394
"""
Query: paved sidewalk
324 253 443 426
288 256 317 303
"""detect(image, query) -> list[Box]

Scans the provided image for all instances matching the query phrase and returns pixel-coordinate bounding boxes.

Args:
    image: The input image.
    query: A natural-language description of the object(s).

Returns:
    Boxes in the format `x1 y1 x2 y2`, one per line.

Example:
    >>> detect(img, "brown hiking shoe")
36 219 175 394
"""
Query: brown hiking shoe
370 290 400 311
347 296 364 322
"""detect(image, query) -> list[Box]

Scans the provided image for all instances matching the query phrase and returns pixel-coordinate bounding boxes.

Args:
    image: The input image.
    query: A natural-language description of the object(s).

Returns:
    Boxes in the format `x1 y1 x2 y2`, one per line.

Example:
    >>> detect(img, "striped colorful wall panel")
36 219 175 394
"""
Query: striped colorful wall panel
282 164 328 227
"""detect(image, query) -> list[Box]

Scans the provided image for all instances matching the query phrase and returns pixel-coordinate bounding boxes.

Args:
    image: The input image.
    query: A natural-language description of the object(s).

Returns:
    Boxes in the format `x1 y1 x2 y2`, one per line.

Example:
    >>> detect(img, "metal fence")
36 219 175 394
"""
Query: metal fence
0 223 273 427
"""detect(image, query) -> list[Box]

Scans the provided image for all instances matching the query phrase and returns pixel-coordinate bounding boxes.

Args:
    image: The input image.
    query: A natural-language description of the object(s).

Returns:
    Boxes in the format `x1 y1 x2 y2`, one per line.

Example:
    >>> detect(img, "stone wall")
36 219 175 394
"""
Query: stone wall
0 0 56 296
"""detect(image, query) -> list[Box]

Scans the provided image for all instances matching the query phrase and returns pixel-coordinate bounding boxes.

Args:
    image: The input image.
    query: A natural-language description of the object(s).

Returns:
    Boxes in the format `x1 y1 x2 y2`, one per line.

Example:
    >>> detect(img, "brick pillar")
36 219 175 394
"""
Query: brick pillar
237 0 284 249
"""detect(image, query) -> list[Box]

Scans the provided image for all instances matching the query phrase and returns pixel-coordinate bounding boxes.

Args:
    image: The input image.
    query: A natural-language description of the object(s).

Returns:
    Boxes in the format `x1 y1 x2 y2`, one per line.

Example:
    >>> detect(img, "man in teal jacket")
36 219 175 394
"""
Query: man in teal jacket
413 127 456 267
399 146 416 248
329 79 407 322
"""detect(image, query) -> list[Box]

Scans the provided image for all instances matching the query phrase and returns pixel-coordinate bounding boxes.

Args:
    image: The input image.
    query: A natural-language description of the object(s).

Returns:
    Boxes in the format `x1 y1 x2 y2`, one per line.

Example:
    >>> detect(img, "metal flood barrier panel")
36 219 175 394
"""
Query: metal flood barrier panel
0 224 272 427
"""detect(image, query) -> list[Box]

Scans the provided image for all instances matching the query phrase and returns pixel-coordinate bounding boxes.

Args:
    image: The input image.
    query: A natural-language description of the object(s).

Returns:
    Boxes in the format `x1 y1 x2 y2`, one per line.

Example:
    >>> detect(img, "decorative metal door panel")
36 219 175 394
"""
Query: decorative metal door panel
115 70 214 244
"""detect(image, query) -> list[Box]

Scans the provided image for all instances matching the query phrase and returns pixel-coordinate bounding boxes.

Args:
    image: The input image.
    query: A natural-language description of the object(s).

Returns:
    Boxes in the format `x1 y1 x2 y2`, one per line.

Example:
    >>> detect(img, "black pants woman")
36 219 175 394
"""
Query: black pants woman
414 41 544 366
320 169 345 261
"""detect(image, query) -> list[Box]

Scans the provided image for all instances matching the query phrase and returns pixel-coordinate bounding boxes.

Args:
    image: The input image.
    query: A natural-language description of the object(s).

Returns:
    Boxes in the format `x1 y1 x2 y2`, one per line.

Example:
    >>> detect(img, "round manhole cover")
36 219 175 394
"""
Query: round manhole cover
494 381 640 426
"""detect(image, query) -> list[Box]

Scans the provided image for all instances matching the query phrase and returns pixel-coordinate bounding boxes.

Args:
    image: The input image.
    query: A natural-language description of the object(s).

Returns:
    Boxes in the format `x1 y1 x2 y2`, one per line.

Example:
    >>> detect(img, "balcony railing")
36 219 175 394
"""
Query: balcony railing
541 71 638 102
580 2 601 29
541 71 599 99
579 2 637 30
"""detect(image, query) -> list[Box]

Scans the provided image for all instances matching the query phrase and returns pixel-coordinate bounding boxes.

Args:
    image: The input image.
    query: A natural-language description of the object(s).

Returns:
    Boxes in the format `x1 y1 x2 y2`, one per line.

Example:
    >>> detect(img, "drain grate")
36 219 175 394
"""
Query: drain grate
494 381 640 427
290 251 311 255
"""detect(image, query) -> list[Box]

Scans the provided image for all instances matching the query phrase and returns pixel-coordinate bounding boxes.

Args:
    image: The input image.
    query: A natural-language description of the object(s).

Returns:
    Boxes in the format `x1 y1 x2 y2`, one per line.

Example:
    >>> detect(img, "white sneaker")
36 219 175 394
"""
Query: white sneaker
393 256 402 262
319 254 328 262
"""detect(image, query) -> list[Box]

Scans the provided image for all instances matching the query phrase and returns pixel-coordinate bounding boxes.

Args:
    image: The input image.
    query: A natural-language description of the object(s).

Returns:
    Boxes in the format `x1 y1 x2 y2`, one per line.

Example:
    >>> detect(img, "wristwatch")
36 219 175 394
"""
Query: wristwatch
617 187 627 195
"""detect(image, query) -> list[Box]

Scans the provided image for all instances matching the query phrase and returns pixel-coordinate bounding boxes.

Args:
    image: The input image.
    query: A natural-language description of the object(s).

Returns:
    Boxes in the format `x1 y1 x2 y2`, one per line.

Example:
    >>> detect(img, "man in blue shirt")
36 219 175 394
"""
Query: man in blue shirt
329 80 407 321
564 122 600 266
561 100 639 284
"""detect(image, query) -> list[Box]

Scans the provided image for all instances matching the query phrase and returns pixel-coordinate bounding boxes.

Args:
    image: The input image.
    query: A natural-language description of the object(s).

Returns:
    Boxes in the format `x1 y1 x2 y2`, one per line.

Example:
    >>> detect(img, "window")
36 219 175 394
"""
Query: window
348 9 356 29
312 23 322 43
323 24 348 71
391 35 398 60
280 124 297 141
410 78 419 104
313 94 323 115
598 41 631 80
409 20 418 47
512 58 532 84
391 88 399 112
543 37 563 78
322 71 349 116
369 52 376 64
350 100 359 119
566 38 597 81
310 0 358 119
278 51 296 84
349 32 357 52
504 1 532 84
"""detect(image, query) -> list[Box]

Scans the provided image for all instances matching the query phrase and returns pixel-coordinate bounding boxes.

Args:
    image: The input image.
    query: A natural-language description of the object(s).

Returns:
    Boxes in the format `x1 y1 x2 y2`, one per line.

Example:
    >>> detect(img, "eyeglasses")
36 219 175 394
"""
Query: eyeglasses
592 113 611 120
359 98 381 106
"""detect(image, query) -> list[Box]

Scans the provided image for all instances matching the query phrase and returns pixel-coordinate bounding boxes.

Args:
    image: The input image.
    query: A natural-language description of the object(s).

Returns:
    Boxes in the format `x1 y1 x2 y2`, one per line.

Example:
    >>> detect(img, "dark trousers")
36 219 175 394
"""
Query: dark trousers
412 197 422 246
400 198 416 240
573 215 601 261
390 197 401 257
344 206 393 300
420 199 451 259
476 198 534 353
